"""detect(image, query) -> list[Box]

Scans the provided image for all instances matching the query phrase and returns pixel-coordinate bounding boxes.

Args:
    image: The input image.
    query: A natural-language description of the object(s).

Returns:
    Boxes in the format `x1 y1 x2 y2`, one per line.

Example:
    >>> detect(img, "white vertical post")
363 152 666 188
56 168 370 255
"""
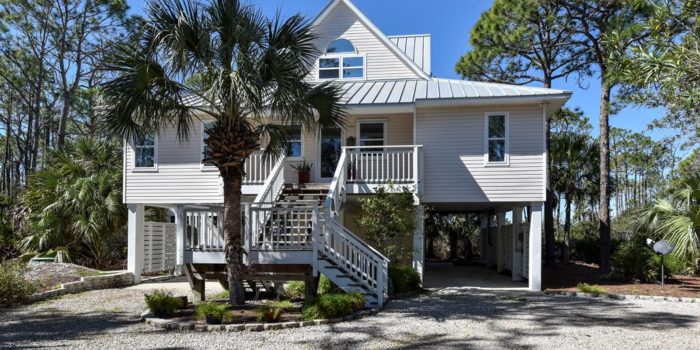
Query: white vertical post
127 204 145 283
413 205 425 284
496 211 505 273
479 213 488 264
512 206 522 281
312 207 319 277
175 205 185 266
529 202 543 291
244 203 252 265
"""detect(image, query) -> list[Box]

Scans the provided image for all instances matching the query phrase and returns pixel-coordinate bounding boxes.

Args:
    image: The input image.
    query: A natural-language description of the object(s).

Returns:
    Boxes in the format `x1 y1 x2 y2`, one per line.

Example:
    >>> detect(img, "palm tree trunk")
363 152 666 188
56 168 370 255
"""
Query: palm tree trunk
223 168 246 305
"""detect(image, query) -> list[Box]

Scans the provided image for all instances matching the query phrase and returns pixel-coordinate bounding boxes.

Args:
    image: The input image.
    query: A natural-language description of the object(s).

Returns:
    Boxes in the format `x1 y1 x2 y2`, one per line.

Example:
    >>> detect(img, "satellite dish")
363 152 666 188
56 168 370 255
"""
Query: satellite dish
653 240 675 255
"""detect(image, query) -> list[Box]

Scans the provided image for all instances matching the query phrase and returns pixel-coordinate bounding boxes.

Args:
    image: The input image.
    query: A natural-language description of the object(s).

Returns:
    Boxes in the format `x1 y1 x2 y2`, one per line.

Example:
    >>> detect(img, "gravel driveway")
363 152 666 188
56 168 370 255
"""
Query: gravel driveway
1 286 699 349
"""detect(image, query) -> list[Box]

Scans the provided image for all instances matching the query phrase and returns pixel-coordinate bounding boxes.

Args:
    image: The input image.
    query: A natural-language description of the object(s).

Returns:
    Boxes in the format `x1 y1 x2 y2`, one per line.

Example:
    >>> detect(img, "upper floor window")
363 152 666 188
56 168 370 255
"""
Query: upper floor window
202 121 215 168
358 121 385 151
485 113 509 164
318 39 365 80
284 125 303 158
134 132 156 169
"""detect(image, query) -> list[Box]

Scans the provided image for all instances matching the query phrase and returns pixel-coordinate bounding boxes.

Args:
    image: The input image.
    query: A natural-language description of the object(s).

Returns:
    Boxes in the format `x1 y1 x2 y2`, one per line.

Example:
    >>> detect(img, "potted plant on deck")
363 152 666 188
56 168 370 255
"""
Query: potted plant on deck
292 160 312 185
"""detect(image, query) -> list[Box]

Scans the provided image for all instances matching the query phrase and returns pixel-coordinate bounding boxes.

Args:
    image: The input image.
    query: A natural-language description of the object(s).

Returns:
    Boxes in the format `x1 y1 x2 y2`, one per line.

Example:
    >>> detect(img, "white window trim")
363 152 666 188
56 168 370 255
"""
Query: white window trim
131 133 158 172
356 120 387 149
201 121 218 172
317 53 366 81
484 112 510 167
284 125 304 161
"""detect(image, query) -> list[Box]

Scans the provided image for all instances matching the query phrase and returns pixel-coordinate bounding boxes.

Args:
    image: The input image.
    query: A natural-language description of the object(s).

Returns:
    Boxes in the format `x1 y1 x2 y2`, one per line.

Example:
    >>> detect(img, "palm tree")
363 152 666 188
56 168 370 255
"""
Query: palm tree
640 176 699 271
551 132 598 263
100 0 346 305
19 138 126 269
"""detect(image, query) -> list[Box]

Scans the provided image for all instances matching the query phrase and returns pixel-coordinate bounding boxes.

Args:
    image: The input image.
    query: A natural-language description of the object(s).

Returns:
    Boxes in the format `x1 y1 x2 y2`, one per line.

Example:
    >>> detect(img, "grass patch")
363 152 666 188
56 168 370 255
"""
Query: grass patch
577 282 607 296
212 290 229 300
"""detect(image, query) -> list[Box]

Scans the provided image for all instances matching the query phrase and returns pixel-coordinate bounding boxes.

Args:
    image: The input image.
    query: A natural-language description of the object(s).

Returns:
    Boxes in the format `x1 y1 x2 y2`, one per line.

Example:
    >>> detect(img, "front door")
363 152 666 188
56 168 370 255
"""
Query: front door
319 127 342 181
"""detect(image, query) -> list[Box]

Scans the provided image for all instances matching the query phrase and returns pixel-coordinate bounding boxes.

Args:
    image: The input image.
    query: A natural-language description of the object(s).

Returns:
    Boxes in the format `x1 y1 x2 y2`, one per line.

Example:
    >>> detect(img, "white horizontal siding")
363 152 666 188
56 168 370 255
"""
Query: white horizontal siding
416 105 545 203
311 1 419 81
125 122 224 204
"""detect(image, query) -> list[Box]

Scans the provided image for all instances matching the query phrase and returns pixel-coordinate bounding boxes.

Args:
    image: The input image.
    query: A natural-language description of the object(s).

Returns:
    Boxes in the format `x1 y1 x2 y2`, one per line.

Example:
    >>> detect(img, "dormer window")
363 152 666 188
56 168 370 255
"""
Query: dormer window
318 39 365 80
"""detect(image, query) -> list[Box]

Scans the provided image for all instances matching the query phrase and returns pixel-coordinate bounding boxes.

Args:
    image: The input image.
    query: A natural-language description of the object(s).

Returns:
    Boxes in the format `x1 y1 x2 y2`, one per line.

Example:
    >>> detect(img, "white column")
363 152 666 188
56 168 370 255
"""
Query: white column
529 202 543 291
496 211 505 272
512 206 522 281
175 205 185 266
479 213 488 264
413 205 425 283
127 203 145 283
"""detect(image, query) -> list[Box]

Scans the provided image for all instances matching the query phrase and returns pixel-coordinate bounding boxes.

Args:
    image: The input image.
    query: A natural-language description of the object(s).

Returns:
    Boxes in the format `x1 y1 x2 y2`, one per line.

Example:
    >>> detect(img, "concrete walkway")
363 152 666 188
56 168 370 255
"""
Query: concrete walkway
423 262 528 291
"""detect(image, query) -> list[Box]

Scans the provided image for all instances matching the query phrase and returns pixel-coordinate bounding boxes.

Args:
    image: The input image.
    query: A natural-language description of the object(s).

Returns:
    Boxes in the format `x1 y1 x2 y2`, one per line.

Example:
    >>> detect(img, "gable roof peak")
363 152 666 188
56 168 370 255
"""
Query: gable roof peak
312 0 430 80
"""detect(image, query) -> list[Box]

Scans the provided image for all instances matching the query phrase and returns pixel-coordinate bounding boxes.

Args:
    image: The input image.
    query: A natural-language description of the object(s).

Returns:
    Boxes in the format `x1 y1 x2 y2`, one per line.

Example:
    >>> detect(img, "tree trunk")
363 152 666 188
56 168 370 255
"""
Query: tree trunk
427 236 435 259
598 82 612 273
223 168 246 305
545 117 556 267
563 192 572 264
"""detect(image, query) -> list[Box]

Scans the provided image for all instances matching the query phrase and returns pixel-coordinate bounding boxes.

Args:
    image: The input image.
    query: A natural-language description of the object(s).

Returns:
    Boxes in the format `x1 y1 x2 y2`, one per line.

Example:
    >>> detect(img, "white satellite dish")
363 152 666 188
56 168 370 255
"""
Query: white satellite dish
653 240 674 255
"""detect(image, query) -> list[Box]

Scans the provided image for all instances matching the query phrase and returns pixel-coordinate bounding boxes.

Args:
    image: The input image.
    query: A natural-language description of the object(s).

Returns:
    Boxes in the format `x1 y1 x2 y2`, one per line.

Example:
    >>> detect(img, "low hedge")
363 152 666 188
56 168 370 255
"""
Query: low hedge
389 264 421 294
144 290 183 317
302 293 364 320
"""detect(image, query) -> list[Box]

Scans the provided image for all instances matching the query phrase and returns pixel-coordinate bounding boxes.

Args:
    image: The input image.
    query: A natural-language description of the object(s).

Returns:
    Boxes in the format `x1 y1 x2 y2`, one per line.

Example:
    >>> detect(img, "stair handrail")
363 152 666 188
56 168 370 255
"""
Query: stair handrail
323 149 347 219
250 154 286 249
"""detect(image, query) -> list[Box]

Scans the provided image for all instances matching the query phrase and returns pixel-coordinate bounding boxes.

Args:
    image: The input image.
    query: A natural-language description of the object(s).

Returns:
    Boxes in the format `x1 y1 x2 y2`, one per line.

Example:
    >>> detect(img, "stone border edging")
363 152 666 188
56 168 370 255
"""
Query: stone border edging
544 290 700 303
25 271 134 304
142 307 382 332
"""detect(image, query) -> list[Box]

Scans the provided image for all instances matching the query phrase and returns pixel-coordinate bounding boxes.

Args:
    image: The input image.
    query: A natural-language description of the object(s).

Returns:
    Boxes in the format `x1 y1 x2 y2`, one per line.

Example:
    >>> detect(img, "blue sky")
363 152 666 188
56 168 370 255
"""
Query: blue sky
126 0 678 145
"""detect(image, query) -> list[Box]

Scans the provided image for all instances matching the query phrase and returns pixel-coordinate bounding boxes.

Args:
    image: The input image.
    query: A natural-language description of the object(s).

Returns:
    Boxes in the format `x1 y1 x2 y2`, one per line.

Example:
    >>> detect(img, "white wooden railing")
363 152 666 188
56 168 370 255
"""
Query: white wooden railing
243 150 279 185
253 155 286 205
185 208 225 251
249 205 316 251
325 150 348 219
345 145 422 186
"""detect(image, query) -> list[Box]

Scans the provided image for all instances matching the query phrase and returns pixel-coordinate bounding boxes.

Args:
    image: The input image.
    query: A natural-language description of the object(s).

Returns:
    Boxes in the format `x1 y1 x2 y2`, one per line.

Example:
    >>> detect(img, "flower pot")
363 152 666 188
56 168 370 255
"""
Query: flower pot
205 315 222 325
352 301 364 311
263 311 282 323
298 171 310 184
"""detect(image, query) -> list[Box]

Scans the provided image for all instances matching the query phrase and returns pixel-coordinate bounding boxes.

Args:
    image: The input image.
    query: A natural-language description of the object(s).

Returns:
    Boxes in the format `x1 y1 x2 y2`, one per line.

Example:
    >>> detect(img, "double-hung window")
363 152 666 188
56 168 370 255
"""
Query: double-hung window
318 39 365 80
202 121 215 168
284 125 303 158
358 121 385 151
485 113 509 165
133 133 156 169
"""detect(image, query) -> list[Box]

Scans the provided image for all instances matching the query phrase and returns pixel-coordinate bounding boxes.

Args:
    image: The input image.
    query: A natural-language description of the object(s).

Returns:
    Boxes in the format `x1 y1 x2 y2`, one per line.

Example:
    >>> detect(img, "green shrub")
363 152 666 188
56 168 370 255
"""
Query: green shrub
284 281 305 299
577 282 606 296
302 293 363 320
195 302 233 323
569 222 600 264
144 290 183 317
0 261 35 306
389 264 421 294
611 241 659 283
318 274 339 295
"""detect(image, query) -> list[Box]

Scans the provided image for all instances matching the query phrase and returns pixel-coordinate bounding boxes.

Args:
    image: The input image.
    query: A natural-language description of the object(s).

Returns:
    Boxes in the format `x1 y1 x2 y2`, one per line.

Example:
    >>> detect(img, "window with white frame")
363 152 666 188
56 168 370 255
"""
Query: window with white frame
202 121 215 167
358 121 385 150
486 113 508 164
318 39 365 80
133 133 156 168
284 125 303 158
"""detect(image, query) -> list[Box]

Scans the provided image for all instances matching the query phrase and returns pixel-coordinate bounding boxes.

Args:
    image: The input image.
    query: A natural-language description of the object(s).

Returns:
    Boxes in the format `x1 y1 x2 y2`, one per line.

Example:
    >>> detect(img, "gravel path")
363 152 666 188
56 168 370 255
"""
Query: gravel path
1 286 699 349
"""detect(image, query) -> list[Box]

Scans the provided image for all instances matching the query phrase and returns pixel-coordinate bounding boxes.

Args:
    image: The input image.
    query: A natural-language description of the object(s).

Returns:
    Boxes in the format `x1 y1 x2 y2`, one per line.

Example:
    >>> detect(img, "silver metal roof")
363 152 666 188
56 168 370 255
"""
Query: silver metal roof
337 78 571 105
388 35 431 75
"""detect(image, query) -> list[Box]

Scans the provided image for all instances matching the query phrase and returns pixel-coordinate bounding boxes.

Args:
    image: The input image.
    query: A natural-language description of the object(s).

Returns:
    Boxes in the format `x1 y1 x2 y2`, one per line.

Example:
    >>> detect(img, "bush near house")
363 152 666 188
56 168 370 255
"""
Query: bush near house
0 261 35 306
389 263 421 294
284 275 339 300
195 302 233 324
302 293 364 320
610 240 659 283
144 290 183 317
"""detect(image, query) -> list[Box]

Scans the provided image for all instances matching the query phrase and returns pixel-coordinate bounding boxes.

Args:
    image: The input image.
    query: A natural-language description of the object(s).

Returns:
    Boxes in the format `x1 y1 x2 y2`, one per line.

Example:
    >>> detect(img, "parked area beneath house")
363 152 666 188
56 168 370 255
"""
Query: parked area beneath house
2 286 700 349
423 262 528 290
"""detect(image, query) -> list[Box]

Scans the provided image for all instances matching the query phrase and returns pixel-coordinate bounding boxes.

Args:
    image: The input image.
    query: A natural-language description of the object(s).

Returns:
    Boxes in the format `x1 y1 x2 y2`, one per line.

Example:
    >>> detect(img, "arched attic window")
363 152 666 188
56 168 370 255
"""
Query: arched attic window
318 39 365 80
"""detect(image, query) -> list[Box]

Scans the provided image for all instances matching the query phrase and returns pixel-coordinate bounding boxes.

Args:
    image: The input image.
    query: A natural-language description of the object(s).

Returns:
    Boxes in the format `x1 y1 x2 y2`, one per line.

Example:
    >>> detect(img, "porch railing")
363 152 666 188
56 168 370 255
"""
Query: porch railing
243 150 279 185
344 145 422 186
185 208 225 251
249 204 316 251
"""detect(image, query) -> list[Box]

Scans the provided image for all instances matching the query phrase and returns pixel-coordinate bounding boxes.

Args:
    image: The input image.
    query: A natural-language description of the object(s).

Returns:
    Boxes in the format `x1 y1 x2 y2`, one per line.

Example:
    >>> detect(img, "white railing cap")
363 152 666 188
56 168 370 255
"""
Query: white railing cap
342 144 423 150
